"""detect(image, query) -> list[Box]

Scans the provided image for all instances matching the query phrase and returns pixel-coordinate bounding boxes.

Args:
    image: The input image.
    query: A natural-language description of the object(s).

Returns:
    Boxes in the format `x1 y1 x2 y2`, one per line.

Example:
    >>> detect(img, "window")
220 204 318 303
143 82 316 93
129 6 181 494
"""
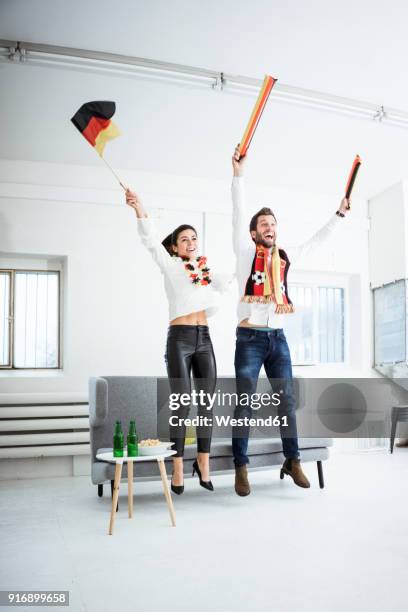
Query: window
285 284 345 365
318 287 344 363
0 269 60 369
0 272 11 366
373 280 406 365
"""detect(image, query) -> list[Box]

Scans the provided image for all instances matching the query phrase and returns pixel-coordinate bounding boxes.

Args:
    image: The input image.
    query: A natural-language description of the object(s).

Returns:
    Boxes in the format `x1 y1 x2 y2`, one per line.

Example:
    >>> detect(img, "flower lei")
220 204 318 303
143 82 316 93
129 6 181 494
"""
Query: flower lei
175 256 211 286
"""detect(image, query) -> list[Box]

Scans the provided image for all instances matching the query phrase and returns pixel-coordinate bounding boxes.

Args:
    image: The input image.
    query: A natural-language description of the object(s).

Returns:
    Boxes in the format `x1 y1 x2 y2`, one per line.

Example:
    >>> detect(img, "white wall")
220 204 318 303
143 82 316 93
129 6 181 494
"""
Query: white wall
369 182 407 288
0 158 371 397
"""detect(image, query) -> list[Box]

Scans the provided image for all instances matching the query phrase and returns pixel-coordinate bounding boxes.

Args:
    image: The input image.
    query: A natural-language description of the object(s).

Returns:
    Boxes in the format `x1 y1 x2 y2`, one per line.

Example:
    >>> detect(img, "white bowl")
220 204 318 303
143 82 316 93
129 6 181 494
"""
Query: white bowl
137 441 174 456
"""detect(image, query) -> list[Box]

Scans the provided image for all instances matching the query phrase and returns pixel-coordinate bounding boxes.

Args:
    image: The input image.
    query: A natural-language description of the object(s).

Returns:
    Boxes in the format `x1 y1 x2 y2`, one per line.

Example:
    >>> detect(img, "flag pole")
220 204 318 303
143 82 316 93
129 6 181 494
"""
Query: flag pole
99 155 127 191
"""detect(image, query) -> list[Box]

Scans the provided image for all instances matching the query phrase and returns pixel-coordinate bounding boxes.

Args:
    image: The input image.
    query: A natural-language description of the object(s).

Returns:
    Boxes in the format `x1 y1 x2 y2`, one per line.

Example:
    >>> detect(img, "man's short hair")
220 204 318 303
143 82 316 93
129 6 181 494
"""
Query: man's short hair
249 207 277 233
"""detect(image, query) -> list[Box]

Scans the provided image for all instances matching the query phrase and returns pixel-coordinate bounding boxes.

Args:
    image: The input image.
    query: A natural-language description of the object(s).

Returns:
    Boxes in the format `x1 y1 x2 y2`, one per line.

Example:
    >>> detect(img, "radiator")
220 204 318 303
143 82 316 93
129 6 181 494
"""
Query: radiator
0 395 89 459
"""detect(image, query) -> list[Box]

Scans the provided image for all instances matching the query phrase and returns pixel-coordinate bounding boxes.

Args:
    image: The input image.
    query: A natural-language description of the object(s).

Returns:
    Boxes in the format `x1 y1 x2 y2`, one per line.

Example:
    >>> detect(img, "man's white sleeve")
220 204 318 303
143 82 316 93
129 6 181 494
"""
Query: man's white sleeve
231 176 249 257
289 213 342 264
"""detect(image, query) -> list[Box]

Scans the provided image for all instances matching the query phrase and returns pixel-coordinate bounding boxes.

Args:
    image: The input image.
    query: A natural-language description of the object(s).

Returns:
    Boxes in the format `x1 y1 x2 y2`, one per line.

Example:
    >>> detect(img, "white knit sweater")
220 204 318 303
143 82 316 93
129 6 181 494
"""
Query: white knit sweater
137 217 232 321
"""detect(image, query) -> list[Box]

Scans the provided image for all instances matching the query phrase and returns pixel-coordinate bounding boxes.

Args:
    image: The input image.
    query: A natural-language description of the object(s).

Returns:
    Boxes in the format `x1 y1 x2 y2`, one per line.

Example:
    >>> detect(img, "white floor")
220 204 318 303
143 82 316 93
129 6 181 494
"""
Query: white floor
0 450 407 612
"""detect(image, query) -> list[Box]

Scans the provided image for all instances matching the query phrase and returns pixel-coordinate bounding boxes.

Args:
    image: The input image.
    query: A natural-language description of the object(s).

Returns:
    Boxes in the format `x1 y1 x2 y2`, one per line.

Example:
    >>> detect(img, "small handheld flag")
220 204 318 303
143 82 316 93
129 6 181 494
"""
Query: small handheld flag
344 155 362 208
238 75 277 158
71 101 126 189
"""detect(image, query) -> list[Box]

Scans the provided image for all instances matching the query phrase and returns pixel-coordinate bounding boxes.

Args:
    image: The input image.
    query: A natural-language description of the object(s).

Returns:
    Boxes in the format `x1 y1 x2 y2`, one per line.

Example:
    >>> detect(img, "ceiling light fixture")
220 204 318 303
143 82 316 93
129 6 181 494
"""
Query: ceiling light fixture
1 39 408 129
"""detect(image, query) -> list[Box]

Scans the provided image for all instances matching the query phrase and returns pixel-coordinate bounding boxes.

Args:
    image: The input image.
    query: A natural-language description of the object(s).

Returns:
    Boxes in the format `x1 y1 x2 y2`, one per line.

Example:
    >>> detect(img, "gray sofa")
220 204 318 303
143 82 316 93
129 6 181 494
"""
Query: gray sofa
89 376 332 497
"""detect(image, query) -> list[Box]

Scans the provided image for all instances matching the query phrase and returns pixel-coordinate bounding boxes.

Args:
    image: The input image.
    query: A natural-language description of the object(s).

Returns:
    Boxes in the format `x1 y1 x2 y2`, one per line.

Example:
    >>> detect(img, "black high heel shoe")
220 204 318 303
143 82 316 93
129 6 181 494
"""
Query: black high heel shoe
171 476 184 495
192 459 214 491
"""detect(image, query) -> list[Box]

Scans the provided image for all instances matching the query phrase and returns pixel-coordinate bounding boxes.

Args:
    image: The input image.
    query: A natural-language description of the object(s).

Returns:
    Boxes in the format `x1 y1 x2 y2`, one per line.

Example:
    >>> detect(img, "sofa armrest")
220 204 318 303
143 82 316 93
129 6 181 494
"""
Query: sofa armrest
89 377 108 427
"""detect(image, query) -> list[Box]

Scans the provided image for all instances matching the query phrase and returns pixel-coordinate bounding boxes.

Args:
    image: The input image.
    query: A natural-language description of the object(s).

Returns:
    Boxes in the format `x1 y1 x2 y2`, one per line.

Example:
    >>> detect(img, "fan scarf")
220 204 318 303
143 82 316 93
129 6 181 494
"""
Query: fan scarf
242 245 294 314
174 256 211 286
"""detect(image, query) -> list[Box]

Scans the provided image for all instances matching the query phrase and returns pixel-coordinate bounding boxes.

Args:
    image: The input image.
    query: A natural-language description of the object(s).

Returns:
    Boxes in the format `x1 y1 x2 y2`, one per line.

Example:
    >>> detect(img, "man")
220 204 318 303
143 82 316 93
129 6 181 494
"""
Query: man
231 145 350 496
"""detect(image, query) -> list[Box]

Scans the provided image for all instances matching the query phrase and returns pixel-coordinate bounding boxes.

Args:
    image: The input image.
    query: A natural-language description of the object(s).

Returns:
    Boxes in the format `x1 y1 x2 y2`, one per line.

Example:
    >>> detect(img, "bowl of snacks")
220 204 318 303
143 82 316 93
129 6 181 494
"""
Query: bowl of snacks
138 439 174 456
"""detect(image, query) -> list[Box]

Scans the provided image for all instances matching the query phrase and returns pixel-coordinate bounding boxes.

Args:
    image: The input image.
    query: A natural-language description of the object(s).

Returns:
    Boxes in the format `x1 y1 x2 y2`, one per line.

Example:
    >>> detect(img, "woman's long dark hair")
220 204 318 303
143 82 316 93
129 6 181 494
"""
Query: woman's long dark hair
162 224 197 256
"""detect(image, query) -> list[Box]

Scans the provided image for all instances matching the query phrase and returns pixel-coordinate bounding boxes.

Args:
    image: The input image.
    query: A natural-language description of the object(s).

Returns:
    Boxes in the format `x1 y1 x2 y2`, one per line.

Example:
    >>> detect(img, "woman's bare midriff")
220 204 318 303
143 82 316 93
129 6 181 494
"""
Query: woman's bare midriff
170 310 208 326
238 317 272 329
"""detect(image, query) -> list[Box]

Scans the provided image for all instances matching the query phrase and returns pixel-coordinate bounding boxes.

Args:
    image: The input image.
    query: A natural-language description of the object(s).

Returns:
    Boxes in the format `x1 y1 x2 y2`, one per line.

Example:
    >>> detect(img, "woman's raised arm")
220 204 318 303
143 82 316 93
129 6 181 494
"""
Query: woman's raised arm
125 187 168 272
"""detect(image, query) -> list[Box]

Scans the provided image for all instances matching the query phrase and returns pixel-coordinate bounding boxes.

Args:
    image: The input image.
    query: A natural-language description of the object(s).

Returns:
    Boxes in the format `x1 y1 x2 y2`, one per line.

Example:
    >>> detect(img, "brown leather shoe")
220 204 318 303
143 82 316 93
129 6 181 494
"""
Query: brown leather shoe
281 458 310 488
396 438 408 448
235 465 250 496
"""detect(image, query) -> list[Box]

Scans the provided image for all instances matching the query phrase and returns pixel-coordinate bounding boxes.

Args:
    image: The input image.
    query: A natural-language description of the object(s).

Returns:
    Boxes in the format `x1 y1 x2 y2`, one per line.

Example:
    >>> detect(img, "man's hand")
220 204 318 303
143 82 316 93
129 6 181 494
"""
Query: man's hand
338 197 351 215
232 144 246 177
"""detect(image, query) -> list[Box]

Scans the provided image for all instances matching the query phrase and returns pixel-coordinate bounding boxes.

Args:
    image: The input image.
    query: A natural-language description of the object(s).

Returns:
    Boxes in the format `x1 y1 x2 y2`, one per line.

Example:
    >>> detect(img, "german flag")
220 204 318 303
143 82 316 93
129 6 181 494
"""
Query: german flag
71 101 120 157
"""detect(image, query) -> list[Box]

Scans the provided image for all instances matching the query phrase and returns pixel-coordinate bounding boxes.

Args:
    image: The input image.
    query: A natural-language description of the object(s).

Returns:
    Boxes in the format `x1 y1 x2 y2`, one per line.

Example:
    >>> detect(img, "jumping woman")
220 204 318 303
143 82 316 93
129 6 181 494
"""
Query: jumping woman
126 187 231 494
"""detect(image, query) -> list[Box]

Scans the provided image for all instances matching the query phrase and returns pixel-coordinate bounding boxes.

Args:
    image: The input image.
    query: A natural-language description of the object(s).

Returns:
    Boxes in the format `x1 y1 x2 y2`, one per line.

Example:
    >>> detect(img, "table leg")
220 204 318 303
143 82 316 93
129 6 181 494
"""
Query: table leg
108 462 122 535
157 459 176 527
128 461 133 518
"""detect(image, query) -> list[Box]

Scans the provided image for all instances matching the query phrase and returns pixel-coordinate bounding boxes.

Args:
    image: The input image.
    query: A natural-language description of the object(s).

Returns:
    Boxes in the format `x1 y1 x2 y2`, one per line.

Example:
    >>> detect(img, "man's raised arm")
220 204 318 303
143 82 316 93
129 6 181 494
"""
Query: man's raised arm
231 145 249 256
290 196 351 264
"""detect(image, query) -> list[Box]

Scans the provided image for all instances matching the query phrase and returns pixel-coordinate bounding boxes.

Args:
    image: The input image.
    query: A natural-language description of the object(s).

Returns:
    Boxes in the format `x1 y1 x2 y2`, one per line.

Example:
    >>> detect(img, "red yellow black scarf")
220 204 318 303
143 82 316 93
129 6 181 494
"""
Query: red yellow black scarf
242 245 294 314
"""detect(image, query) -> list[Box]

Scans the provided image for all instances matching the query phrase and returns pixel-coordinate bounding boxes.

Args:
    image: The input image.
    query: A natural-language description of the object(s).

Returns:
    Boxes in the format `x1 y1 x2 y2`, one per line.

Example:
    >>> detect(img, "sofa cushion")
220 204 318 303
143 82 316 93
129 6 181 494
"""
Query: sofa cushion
93 439 332 483
96 437 332 463
182 437 333 459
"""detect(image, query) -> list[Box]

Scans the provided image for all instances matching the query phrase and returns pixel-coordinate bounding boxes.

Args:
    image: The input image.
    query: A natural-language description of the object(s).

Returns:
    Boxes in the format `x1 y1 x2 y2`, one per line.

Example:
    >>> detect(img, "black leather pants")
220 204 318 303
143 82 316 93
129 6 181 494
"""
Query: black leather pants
165 325 217 457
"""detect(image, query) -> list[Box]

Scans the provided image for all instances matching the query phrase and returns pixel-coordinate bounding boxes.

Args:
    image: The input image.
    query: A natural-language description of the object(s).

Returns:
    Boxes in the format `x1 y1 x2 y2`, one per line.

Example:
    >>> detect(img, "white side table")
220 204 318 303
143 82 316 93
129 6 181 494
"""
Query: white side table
96 450 177 534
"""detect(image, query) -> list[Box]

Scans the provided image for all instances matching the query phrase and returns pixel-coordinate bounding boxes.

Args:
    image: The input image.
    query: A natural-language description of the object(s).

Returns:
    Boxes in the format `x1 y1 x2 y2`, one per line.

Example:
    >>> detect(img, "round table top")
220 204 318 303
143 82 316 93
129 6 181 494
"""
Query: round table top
96 450 177 463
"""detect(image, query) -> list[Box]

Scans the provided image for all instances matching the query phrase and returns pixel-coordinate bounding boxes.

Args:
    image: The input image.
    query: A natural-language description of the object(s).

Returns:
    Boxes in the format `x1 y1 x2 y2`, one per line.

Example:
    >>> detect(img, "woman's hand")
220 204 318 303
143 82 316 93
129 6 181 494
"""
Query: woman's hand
232 144 246 177
125 188 141 209
125 188 147 218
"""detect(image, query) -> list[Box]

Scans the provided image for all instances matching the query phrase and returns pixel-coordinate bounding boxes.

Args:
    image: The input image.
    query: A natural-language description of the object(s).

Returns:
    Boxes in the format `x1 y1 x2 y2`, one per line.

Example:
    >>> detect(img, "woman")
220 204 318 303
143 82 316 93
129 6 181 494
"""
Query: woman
126 187 231 494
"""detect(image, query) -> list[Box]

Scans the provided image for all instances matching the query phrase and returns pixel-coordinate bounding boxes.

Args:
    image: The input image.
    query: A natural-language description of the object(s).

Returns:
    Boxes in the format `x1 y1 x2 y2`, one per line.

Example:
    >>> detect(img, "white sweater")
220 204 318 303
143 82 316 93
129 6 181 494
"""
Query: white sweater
137 217 232 321
232 177 342 328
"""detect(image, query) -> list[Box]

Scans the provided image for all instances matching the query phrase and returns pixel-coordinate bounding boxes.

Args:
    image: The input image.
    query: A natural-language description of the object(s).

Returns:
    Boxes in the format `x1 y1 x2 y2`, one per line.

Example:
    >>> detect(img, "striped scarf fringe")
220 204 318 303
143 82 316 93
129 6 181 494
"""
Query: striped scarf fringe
241 295 294 313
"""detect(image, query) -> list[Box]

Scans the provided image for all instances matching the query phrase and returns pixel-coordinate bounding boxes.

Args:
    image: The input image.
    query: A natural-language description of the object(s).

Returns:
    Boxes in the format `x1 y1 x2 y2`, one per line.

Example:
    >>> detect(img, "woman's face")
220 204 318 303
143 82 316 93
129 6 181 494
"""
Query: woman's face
173 229 198 259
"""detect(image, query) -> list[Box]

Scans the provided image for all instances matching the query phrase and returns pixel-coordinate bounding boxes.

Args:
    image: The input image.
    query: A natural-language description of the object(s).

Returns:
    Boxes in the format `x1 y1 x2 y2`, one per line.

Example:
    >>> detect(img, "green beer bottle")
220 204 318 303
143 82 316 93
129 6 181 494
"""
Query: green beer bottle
113 420 124 457
127 420 138 457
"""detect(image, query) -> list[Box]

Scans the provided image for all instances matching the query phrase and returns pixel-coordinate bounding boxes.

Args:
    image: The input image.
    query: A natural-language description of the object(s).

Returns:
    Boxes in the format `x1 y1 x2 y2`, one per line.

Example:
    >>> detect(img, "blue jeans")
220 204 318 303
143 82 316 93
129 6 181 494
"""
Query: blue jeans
232 327 299 466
